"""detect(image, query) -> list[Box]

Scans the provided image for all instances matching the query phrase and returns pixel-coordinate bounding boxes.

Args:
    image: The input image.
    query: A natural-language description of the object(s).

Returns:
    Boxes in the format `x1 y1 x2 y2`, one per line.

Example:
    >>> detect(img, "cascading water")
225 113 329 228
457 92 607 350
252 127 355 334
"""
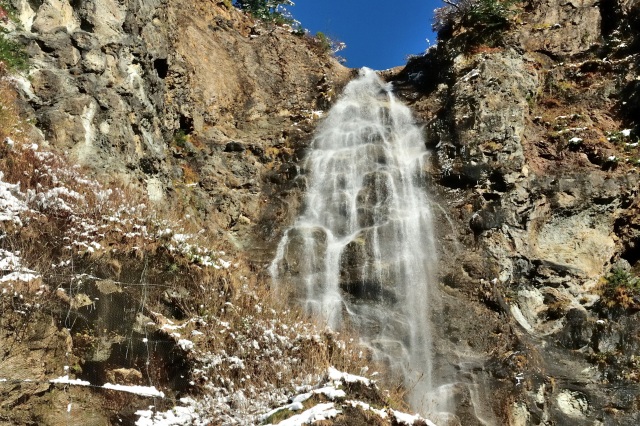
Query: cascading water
270 68 448 418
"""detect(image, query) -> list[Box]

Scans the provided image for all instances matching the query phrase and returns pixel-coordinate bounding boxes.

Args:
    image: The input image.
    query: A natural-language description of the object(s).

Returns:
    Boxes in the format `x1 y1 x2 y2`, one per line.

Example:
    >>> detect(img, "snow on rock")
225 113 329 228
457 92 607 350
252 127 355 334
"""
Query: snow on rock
0 271 40 283
327 366 371 386
102 383 165 398
0 171 28 225
392 409 437 426
0 249 22 271
50 375 91 386
314 386 346 400
347 400 388 419
256 367 436 425
177 339 194 351
0 249 41 289
259 393 313 422
265 403 340 426
259 384 347 423
135 398 205 426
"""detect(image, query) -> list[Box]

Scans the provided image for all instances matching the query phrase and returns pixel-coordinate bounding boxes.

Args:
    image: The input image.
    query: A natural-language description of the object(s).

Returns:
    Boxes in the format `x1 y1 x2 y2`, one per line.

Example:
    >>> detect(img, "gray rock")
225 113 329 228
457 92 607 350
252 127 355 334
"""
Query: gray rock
516 0 602 57
281 227 328 276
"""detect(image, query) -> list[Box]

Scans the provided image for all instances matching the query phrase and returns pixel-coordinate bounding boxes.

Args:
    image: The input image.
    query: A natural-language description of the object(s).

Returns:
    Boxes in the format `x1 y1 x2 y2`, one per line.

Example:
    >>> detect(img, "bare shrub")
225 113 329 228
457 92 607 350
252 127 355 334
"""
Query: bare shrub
433 0 521 35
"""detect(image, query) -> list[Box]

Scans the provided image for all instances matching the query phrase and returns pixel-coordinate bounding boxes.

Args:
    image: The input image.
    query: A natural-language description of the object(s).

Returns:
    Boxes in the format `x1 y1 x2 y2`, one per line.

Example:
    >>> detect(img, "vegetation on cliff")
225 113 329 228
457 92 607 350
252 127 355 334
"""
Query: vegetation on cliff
0 2 28 72
234 0 296 25
434 0 522 33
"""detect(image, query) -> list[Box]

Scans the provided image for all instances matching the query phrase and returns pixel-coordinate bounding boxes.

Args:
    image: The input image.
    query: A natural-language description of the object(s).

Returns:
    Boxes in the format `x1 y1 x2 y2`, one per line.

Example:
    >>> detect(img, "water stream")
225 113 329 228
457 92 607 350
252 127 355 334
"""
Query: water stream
270 68 448 418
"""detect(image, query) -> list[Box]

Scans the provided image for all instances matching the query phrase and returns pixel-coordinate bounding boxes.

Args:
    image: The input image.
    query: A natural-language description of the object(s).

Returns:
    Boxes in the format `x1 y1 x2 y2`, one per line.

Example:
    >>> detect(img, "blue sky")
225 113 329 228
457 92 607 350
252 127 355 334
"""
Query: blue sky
288 0 441 70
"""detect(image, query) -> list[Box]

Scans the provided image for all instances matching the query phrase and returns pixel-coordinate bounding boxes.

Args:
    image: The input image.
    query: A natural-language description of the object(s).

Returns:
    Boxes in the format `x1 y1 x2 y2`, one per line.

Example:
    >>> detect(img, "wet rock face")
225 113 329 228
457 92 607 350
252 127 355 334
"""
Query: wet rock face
338 229 398 303
356 171 392 227
280 227 328 277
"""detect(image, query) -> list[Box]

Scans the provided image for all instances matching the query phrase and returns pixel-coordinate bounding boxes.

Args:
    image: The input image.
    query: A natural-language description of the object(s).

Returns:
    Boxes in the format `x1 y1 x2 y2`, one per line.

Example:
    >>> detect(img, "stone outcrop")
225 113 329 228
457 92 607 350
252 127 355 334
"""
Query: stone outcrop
431 48 537 188
8 0 349 244
515 0 602 57
391 0 640 423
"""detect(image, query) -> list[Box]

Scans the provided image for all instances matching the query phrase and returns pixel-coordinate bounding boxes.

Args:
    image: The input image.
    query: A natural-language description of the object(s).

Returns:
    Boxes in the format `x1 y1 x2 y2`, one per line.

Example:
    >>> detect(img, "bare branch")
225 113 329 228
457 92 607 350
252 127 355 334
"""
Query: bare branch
442 0 461 9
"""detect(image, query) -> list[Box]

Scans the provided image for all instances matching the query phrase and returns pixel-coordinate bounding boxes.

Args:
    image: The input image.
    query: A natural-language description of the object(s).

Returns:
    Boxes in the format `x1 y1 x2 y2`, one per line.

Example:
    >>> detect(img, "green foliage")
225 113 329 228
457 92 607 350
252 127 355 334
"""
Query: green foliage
173 130 188 148
599 267 640 310
0 1 29 72
0 29 29 72
466 0 519 29
261 395 325 424
234 0 295 24
312 31 346 58
315 31 332 52
0 0 18 16
606 268 639 290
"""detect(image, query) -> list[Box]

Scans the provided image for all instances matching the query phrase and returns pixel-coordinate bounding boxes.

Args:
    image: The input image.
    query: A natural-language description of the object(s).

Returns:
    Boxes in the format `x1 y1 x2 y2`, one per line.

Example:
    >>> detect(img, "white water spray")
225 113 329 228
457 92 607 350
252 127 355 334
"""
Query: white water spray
271 68 447 416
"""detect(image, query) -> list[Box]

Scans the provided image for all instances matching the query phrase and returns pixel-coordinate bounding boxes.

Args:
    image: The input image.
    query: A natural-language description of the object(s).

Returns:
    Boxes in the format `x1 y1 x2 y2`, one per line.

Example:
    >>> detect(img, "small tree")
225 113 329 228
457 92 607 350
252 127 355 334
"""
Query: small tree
433 0 520 34
433 0 474 33
235 0 294 21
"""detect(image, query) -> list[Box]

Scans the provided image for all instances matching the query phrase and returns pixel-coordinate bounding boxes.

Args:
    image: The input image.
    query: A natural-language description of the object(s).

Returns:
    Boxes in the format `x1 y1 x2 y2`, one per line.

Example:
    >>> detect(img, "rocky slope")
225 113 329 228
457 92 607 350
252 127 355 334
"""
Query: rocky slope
390 0 640 424
3 0 640 425
7 0 350 245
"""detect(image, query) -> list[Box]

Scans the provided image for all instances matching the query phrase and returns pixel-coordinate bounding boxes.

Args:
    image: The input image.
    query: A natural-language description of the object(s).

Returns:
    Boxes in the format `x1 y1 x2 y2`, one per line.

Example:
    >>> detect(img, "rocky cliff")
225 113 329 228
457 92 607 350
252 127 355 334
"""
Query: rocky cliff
8 0 350 244
2 0 640 425
391 0 640 424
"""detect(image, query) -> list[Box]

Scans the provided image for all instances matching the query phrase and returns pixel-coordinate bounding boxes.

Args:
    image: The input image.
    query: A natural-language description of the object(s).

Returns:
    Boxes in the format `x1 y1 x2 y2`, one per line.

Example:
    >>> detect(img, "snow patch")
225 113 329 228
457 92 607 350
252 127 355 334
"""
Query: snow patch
102 383 165 398
265 403 339 426
135 397 204 426
50 375 91 386
177 339 194 351
0 249 22 270
327 367 371 386
347 400 388 418
392 409 435 425
0 171 28 225
0 271 40 283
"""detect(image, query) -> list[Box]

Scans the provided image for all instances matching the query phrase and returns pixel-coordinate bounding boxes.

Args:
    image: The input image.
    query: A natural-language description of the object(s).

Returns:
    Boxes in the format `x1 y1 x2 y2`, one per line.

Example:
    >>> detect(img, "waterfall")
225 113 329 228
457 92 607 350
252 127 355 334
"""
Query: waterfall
270 68 446 416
